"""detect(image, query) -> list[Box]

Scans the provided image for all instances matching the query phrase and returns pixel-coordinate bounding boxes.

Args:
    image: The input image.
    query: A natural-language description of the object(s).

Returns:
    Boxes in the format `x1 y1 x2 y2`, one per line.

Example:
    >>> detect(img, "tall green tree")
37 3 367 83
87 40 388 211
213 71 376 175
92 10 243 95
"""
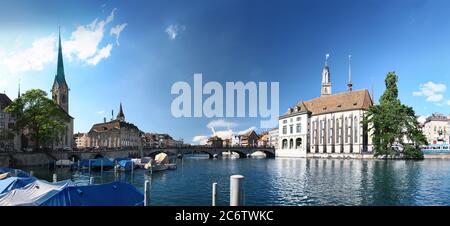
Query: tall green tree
5 89 69 151
363 72 427 159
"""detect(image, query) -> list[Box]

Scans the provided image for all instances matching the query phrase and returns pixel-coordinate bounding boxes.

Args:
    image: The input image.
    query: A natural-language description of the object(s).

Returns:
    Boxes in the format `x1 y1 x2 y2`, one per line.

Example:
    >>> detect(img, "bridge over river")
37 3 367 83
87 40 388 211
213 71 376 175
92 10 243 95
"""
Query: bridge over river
0 146 276 167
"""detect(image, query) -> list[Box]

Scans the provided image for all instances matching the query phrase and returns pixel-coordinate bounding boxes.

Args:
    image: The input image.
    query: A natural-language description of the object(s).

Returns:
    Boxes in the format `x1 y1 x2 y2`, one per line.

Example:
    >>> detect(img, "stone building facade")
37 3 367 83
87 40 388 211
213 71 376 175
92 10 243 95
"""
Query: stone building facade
277 56 373 157
88 103 142 148
422 113 449 144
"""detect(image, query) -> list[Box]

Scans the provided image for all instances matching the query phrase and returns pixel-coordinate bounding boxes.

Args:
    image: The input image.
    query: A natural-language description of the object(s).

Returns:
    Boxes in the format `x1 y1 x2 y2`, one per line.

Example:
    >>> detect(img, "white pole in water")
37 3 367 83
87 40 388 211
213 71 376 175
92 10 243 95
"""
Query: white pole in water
53 173 57 183
30 171 34 177
90 177 94 185
14 169 18 175
229 175 245 206
212 182 218 206
78 160 80 170
144 180 151 206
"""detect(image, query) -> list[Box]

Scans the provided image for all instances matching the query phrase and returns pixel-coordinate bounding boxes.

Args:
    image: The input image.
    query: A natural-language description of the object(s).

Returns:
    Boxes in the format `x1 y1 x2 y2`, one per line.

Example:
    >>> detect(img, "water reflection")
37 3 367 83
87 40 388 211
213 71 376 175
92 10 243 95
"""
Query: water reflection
18 158 450 206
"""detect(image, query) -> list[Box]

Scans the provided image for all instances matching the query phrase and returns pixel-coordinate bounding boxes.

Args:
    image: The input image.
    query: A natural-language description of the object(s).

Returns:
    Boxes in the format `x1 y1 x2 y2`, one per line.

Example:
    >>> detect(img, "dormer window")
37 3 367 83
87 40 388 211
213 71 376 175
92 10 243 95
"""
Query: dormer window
353 102 357 106
337 104 342 108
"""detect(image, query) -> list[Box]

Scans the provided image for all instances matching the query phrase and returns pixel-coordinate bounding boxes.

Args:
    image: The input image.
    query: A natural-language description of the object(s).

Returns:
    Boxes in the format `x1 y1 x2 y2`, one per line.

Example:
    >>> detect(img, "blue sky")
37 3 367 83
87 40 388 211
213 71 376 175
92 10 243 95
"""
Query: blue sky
0 0 449 144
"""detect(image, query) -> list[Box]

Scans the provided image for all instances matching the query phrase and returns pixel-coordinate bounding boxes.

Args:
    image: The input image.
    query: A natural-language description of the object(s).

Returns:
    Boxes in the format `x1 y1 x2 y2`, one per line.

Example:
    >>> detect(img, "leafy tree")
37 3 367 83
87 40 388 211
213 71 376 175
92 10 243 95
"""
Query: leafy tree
5 89 69 151
363 72 427 159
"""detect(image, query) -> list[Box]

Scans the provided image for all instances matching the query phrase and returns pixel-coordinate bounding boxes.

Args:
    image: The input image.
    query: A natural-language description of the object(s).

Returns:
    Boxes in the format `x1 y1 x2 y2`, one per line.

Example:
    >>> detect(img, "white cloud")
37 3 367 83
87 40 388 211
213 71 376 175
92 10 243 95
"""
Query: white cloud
96 110 105 115
86 44 112 65
413 81 447 104
238 126 256 135
0 8 127 73
165 24 185 40
110 23 127 46
64 8 117 65
207 119 237 129
192 135 208 145
1 35 57 73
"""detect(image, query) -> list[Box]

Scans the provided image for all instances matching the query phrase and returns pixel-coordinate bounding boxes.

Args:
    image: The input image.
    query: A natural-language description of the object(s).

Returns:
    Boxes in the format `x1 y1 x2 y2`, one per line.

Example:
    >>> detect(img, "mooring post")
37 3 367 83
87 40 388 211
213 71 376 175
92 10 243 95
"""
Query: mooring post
230 175 245 206
212 182 218 206
30 171 34 177
90 176 94 185
77 160 80 169
53 173 57 183
144 180 151 206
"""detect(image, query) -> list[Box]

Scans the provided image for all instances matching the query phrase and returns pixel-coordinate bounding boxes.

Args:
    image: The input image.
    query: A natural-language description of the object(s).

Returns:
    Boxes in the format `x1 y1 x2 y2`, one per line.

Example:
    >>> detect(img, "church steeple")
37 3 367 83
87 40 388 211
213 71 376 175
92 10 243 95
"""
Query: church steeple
347 55 353 92
116 102 125 121
51 27 69 113
321 54 332 96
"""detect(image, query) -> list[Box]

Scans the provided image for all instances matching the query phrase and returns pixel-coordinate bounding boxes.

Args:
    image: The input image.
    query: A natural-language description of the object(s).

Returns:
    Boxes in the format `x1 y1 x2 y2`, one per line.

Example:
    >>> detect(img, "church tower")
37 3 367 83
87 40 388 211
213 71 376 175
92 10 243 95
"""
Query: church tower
321 54 332 96
51 28 69 113
116 102 125 121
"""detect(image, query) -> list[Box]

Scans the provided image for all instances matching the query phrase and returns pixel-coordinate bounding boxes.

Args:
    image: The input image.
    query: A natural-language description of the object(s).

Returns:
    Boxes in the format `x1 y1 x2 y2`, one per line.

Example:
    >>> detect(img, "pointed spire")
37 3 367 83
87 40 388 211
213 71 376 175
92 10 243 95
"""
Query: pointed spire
116 102 125 121
347 54 353 92
55 26 66 85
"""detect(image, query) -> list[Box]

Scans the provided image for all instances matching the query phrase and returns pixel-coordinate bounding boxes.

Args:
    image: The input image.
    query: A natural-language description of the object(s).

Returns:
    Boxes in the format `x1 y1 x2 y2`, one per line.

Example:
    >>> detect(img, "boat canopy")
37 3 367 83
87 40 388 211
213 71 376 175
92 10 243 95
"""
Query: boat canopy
79 158 114 168
0 167 31 178
0 180 144 206
117 160 134 170
0 177 36 194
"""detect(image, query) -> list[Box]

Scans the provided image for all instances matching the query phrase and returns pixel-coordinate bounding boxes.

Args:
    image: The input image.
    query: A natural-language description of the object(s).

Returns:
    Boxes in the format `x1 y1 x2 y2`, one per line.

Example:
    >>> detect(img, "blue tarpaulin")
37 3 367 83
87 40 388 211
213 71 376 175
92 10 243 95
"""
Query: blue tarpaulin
117 160 134 171
0 180 144 206
79 158 114 168
42 182 144 206
0 177 36 194
0 167 30 178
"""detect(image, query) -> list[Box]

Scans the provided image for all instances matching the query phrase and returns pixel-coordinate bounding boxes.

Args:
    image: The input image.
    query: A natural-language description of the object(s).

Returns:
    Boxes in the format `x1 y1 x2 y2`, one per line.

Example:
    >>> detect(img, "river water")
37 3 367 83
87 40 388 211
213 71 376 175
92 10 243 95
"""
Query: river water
20 157 450 206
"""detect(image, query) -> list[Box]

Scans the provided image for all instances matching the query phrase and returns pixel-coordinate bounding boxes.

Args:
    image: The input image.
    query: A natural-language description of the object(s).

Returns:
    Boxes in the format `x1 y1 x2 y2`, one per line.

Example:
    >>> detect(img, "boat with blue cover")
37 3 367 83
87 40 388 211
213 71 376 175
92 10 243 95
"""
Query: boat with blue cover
78 158 114 170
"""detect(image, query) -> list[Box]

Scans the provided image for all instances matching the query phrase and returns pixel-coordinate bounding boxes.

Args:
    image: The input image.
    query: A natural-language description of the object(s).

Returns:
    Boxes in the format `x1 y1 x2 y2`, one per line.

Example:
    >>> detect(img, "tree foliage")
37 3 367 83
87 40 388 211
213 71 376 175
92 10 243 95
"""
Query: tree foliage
362 72 427 159
5 89 69 151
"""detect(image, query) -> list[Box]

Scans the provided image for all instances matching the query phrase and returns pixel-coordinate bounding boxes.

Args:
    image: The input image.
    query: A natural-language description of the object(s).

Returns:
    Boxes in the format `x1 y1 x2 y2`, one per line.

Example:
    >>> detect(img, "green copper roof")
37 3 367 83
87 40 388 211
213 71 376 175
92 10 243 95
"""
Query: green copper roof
54 29 67 87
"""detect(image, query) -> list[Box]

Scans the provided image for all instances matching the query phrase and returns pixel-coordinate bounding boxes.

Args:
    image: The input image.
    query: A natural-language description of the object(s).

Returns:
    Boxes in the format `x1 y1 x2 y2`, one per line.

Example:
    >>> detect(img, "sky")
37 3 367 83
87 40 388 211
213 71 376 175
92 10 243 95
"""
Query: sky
0 0 450 144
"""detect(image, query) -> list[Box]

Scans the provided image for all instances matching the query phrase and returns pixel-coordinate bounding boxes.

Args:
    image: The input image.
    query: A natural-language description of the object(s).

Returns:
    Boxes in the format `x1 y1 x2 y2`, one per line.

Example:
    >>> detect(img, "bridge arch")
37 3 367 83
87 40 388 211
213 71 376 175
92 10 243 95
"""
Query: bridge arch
94 153 104 159
69 154 80 162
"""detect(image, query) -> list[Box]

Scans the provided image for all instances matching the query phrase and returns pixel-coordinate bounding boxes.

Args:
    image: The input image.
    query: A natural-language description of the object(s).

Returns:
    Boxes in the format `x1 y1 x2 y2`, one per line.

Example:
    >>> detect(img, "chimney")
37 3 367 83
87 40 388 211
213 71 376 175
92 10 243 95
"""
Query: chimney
103 117 106 123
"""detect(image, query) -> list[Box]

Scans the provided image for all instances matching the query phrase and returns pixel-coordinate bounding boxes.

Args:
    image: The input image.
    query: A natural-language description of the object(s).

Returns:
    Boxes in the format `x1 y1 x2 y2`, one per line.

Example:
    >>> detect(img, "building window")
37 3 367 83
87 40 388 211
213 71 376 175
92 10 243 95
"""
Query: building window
282 126 287 135
345 117 348 143
296 123 301 133
296 138 302 148
289 139 293 149
328 119 333 144
354 116 358 143
290 125 293 134
282 139 287 149
297 117 300 121
283 120 287 124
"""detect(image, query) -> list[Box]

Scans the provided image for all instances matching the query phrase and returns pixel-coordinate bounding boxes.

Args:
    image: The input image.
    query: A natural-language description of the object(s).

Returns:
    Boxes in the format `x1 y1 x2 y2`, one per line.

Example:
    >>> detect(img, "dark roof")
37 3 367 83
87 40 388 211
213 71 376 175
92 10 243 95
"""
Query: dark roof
281 89 373 118
0 93 12 110
425 113 449 123
89 119 140 133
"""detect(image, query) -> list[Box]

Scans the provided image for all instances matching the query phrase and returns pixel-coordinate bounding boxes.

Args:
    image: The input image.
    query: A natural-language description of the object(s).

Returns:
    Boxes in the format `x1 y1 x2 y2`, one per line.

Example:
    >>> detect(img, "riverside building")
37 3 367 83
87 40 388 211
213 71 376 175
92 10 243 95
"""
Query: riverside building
277 55 374 158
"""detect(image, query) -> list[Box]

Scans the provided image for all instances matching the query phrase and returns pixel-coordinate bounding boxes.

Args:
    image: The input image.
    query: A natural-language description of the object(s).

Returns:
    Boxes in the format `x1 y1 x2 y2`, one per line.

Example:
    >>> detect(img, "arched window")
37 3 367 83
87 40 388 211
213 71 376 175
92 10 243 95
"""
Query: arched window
282 139 288 149
296 138 302 148
345 117 348 143
289 139 293 149
354 116 358 143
